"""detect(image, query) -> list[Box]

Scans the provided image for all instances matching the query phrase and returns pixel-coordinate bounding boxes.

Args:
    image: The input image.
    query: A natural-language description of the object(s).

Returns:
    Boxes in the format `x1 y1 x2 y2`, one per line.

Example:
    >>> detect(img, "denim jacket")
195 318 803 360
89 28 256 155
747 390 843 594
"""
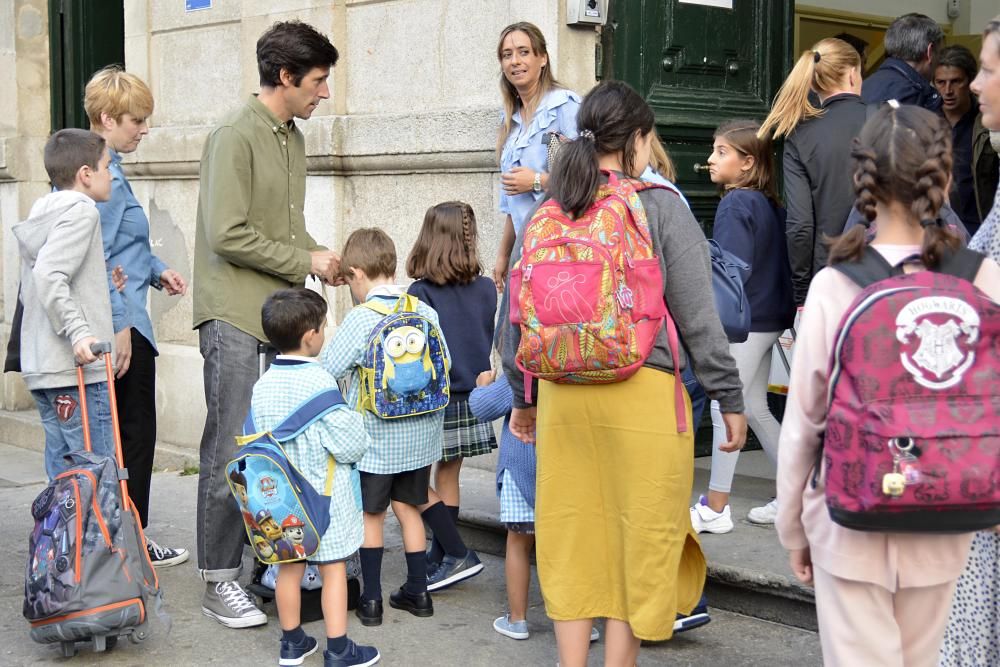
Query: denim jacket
499 87 581 236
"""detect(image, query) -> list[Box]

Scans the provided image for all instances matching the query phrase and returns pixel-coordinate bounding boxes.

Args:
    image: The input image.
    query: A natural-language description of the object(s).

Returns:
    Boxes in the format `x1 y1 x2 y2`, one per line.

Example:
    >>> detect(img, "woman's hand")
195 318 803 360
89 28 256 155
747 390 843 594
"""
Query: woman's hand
788 547 813 585
159 269 187 296
509 407 537 443
501 167 537 196
718 412 748 452
493 252 510 292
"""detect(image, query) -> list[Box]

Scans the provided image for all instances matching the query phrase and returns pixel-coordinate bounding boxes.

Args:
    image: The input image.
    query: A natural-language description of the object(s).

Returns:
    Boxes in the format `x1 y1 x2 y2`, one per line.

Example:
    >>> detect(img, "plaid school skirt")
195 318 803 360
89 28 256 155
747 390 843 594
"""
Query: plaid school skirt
441 397 497 462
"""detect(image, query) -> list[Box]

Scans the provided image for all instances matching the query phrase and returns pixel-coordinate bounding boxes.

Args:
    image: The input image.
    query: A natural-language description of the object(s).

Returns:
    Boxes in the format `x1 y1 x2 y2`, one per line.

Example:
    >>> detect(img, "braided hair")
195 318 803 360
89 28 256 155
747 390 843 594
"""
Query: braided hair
828 104 960 267
406 201 483 285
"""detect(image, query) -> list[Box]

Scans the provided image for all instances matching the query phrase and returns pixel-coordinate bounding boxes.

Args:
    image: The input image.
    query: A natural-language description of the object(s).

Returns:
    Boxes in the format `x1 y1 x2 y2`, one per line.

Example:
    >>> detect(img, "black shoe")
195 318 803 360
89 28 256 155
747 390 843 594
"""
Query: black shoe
355 598 383 627
388 587 433 617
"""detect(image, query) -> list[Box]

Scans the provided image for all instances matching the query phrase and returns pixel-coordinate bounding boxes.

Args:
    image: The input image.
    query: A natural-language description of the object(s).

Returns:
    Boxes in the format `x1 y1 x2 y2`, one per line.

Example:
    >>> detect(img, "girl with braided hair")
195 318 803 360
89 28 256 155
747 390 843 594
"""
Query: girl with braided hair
775 103 1000 666
406 201 496 591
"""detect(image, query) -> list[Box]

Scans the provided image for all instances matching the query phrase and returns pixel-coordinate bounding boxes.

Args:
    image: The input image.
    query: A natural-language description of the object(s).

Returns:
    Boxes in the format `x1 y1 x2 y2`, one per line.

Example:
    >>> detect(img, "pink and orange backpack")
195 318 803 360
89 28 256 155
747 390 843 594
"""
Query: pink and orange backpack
509 171 687 431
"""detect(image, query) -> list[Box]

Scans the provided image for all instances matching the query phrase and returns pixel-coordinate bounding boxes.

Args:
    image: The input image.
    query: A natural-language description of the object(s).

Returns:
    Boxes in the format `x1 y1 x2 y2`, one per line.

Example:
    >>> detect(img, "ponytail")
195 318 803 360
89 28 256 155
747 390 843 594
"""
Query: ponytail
758 50 821 140
549 135 601 219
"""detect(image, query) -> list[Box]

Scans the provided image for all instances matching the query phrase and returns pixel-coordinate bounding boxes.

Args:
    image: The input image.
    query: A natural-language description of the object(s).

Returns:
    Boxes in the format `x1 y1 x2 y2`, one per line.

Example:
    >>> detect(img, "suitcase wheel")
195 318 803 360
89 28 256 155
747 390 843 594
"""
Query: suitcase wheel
130 628 148 644
60 641 77 658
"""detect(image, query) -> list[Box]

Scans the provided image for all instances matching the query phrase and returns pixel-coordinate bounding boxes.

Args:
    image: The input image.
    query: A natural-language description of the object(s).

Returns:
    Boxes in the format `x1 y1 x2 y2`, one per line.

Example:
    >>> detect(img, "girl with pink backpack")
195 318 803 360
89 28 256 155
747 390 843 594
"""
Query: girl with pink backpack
776 103 1000 667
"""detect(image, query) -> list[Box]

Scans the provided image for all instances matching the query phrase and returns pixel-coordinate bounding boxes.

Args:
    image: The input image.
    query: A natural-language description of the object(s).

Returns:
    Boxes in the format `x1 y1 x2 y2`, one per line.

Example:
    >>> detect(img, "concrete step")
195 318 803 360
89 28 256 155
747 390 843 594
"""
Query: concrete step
451 464 817 632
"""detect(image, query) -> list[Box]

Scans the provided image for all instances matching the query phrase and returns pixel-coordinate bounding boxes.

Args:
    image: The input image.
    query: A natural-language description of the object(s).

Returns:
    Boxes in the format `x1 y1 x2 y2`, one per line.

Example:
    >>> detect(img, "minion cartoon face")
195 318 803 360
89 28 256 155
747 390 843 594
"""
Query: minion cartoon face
382 323 435 394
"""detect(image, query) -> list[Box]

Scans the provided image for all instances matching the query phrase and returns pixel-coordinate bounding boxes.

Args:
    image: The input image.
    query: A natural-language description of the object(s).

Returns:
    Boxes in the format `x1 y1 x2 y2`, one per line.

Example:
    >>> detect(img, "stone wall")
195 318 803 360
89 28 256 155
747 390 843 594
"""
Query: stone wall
0 1 601 458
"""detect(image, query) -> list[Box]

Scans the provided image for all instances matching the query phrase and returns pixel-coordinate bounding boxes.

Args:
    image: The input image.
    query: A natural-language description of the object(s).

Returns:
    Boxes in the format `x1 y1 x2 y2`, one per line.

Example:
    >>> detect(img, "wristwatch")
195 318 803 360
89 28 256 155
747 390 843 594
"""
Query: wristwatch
532 172 542 194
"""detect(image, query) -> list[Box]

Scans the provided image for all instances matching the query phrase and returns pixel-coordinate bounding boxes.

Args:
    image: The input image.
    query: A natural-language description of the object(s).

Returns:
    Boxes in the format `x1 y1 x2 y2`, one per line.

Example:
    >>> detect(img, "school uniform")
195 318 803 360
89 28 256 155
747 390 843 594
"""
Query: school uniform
776 245 1000 666
249 357 369 562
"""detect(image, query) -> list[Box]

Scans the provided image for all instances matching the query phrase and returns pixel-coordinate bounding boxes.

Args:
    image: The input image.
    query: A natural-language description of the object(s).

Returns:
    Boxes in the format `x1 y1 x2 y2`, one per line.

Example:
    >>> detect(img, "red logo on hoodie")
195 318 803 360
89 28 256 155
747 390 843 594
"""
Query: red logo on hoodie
54 395 78 422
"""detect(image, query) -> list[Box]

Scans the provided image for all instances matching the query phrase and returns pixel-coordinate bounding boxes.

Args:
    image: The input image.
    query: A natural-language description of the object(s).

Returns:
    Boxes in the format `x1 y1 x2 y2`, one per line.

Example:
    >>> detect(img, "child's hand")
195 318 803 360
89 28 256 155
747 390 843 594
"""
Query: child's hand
72 336 100 365
718 412 748 452
112 265 128 293
788 547 813 586
476 369 496 387
114 327 132 379
509 407 537 444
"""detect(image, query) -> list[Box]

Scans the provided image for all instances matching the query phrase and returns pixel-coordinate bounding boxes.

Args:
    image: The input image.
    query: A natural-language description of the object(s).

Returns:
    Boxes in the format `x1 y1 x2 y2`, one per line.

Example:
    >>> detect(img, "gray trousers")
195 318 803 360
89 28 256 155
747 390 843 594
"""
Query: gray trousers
195 320 268 581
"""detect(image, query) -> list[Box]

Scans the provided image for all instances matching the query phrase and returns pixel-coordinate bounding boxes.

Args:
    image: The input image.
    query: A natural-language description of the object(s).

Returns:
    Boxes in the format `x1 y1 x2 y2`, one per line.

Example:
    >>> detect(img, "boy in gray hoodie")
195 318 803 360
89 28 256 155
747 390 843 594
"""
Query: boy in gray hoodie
15 129 117 479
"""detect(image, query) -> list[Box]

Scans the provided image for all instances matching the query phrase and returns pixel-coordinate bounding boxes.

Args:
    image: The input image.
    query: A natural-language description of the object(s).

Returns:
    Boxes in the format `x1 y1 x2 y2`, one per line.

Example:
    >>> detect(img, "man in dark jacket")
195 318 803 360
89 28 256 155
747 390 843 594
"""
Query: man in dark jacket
862 13 943 112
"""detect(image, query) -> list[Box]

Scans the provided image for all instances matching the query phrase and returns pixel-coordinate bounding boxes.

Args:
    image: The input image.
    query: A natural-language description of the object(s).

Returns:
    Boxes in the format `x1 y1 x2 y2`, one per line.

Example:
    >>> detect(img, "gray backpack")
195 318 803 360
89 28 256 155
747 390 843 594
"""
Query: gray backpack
23 350 168 657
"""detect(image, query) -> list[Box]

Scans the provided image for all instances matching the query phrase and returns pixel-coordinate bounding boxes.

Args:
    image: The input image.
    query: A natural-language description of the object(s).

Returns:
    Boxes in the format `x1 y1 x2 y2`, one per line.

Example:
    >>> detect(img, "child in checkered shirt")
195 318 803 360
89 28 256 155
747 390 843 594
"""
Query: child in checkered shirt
252 288 379 666
320 228 447 627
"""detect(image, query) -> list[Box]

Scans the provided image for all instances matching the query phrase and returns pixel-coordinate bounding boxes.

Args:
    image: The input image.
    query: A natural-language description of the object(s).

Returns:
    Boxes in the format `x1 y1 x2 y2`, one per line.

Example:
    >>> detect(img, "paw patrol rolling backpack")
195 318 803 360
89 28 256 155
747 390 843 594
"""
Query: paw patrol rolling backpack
356 293 450 419
227 388 355 564
509 171 688 431
820 246 1000 532
23 345 168 658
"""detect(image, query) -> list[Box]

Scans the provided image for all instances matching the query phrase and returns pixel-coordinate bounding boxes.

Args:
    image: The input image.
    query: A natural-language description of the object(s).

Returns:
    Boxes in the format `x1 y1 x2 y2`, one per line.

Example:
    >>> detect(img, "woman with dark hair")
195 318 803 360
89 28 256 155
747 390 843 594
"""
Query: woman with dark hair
502 80 746 666
938 17 1000 667
492 22 580 292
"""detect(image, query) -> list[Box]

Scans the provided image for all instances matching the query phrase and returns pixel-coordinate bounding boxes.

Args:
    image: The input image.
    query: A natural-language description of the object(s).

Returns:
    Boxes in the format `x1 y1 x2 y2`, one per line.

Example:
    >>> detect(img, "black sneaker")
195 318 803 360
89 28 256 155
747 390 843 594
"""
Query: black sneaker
355 598 383 627
324 638 380 667
146 538 189 567
426 550 484 591
280 634 318 666
388 587 433 617
673 595 711 634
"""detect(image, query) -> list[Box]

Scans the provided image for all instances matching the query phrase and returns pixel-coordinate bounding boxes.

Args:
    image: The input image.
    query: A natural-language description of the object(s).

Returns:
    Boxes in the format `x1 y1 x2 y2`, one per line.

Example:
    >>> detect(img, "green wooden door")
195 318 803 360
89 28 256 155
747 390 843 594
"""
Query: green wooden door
49 0 125 131
603 1 794 453
604 0 793 230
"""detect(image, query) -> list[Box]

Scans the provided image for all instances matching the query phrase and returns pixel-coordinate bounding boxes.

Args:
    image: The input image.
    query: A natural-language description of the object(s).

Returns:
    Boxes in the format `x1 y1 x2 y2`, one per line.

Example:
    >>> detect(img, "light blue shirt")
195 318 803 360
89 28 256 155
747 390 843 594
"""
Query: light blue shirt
96 149 168 349
640 167 691 210
499 88 581 237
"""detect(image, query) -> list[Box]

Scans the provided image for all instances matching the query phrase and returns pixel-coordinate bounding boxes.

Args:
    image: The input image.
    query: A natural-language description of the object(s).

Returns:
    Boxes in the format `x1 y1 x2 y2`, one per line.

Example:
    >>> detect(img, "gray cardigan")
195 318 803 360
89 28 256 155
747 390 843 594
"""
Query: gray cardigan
14 191 115 390
502 178 745 414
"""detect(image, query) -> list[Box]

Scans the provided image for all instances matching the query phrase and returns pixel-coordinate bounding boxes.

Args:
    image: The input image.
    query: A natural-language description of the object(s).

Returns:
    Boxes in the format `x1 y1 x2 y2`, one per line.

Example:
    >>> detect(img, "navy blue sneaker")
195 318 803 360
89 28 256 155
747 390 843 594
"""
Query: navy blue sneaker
673 595 711 634
324 639 380 666
279 634 318 666
426 550 484 591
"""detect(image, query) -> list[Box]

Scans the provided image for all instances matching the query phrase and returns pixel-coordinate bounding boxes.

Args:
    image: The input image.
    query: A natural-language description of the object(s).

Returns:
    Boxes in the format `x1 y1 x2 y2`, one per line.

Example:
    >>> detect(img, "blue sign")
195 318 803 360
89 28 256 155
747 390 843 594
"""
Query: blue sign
186 0 211 11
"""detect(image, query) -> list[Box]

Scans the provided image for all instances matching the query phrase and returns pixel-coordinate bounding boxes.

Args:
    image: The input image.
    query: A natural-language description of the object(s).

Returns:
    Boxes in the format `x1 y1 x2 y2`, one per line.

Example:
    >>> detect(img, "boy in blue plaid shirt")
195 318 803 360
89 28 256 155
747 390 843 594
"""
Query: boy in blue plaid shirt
320 228 447 626
252 288 379 667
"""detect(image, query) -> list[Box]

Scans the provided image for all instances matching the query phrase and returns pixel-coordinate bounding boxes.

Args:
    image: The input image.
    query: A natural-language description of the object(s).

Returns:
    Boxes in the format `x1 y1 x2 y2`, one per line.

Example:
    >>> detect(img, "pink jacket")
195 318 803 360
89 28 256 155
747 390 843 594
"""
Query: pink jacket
775 244 1000 591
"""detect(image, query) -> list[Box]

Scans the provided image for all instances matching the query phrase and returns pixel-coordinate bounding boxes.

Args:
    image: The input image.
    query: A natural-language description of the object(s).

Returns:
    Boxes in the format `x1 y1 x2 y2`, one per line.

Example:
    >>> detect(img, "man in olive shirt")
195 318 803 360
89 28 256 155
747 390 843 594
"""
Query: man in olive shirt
192 21 340 628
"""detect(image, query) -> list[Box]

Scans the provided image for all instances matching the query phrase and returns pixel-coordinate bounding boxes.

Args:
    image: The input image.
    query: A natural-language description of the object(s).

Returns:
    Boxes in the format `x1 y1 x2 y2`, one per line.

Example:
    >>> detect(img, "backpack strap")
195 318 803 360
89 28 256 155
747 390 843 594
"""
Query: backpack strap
830 245 901 288
360 293 420 316
935 247 985 282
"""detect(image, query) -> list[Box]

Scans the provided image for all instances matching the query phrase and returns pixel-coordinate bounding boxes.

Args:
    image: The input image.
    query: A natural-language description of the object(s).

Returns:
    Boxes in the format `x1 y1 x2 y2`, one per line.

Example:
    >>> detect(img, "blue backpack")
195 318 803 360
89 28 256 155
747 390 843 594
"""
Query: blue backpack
708 239 751 343
226 388 348 564
356 294 450 419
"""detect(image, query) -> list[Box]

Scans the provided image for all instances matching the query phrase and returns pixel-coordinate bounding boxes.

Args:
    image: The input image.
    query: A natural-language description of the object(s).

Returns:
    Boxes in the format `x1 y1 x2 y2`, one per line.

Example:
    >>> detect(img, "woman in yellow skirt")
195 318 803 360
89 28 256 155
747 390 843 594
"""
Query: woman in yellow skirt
502 81 747 666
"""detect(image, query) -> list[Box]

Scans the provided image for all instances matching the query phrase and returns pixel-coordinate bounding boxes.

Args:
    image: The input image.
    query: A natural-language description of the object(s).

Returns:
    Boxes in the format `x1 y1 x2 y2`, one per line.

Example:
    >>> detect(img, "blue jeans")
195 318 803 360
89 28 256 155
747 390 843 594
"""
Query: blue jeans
32 382 115 480
681 365 707 427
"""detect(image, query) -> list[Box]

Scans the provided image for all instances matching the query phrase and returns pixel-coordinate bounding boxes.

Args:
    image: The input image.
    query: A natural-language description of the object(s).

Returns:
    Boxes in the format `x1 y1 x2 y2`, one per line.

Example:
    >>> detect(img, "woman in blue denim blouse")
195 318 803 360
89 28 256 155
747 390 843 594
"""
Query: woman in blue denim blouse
85 67 189 568
493 22 581 291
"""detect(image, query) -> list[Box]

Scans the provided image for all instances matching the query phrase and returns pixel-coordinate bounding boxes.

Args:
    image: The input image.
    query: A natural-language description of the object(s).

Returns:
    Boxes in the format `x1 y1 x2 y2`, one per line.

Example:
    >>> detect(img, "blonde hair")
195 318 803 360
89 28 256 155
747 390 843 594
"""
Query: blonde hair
758 38 860 141
648 133 676 182
84 66 154 129
496 22 563 160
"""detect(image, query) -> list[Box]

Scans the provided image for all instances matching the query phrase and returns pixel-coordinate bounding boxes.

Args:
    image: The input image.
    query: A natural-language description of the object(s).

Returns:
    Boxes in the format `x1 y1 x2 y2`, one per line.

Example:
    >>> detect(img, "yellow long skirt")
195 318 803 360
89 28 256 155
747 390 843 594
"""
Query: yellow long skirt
535 367 706 641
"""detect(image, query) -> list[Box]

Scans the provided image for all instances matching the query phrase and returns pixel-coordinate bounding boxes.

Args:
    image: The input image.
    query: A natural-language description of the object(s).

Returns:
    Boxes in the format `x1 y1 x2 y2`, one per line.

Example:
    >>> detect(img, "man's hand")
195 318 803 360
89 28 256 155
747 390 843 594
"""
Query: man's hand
114 327 132 379
72 336 100 366
788 547 813 585
501 167 537 196
310 250 342 285
159 269 187 296
112 265 128 293
509 407 537 443
718 412 748 452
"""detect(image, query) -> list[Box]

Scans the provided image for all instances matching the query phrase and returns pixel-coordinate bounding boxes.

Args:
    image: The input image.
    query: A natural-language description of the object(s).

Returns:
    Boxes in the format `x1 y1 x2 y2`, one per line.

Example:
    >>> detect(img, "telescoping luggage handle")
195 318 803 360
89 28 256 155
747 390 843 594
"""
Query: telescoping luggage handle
75 341 132 513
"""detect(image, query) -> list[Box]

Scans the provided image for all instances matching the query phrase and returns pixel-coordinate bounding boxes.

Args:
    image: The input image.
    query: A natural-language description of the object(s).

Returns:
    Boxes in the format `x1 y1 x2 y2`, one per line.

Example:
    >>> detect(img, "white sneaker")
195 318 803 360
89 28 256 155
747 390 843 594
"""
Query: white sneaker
747 498 778 525
689 496 734 534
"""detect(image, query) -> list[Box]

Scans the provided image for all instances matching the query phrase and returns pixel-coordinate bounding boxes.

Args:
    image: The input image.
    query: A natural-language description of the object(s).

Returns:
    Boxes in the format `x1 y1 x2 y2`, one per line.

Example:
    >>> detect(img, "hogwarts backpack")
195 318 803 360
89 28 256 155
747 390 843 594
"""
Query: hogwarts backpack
356 294 450 419
820 246 1000 532
510 171 687 431
227 388 351 563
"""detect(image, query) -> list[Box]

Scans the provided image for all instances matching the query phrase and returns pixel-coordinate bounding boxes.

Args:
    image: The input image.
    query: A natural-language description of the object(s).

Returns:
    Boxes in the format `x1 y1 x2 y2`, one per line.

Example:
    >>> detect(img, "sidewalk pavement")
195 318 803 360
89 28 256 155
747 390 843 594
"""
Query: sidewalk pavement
0 444 821 666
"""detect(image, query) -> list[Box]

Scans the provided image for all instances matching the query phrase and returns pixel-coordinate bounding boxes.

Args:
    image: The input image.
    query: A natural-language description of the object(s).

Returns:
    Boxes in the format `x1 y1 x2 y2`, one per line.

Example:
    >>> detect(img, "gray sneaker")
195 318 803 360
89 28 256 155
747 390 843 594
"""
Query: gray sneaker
202 581 267 628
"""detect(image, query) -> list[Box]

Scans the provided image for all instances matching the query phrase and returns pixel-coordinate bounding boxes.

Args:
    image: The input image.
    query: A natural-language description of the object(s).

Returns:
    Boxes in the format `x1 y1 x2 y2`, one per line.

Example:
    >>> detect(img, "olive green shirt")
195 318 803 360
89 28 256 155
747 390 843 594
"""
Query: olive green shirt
193 95 322 341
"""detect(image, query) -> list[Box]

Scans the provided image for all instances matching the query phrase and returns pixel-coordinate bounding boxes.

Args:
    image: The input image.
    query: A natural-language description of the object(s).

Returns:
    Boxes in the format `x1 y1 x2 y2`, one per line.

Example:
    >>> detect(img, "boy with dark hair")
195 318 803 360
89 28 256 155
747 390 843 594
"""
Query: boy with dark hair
15 128 116 479
321 228 448 627
193 19 343 627
252 287 379 667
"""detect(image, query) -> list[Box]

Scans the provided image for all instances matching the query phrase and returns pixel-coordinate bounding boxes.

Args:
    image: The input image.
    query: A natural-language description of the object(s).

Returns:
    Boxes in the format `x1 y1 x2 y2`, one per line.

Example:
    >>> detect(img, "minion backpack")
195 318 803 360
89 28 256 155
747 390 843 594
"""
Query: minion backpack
358 293 450 418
